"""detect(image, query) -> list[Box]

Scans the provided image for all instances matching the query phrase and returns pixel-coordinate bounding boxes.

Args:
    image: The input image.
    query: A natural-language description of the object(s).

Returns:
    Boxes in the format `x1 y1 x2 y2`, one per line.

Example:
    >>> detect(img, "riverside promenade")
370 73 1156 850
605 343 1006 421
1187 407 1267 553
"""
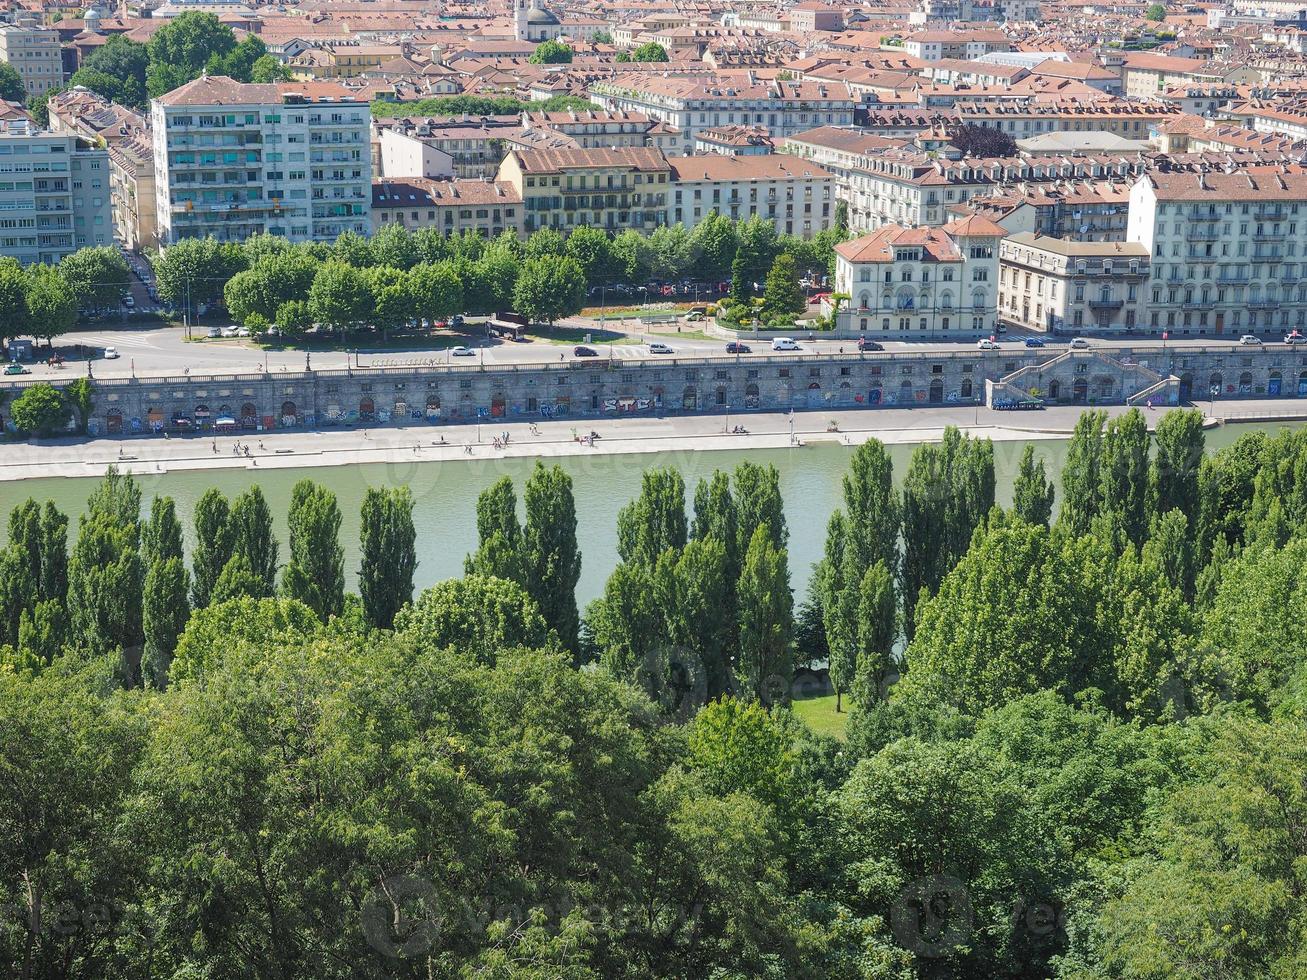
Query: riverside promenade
3 401 1303 483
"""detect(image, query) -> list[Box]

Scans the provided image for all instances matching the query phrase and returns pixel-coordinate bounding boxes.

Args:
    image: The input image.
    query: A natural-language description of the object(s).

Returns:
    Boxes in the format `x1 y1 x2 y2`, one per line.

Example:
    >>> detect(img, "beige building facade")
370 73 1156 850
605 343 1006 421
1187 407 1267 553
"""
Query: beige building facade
999 233 1149 334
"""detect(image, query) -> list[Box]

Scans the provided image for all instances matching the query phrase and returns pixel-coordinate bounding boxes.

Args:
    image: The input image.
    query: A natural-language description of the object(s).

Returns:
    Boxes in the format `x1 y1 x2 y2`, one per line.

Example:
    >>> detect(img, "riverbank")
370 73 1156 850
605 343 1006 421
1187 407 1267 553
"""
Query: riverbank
6 401 1301 483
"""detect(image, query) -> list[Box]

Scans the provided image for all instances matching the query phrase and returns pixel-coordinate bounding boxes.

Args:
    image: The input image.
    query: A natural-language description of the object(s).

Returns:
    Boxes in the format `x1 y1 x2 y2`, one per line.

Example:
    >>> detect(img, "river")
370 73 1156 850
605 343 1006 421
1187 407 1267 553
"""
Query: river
0 422 1297 606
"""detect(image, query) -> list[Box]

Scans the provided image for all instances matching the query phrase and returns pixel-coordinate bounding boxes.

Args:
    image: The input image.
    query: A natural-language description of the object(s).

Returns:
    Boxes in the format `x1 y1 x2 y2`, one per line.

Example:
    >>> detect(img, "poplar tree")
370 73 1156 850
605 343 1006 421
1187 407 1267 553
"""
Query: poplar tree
523 463 582 653
1100 409 1150 545
733 460 787 554
1012 445 1054 527
141 496 185 568
38 502 68 604
191 489 232 608
228 487 278 595
853 561 896 705
465 476 524 585
281 480 345 621
737 525 793 705
359 485 417 629
1151 408 1206 526
143 557 190 687
1058 410 1107 537
616 467 686 566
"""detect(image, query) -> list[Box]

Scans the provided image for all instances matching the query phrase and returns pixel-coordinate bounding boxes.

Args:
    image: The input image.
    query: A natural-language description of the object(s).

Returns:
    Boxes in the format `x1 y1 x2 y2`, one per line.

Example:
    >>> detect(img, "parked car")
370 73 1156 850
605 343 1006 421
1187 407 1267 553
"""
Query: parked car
725 342 752 354
207 326 221 338
102 347 120 359
857 338 883 352
1024 337 1046 348
123 295 135 309
977 338 1000 350
1285 331 1307 345
573 345 598 357
648 341 674 354
235 326 250 337
452 314 465 328
450 346 475 357
684 311 705 322
1069 337 1091 349
771 337 799 351
1238 334 1263 345
4 362 30 375
220 326 240 338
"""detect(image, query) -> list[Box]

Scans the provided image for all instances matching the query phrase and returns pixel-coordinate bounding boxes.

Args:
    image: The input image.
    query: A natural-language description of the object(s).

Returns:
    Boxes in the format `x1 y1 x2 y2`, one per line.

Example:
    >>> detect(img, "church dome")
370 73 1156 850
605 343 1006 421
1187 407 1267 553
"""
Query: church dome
526 5 560 24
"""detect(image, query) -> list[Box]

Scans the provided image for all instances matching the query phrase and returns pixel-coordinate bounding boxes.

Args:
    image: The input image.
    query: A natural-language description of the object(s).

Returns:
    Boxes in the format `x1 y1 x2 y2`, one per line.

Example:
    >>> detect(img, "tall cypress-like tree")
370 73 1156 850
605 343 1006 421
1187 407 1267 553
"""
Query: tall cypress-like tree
523 463 582 653
841 438 899 575
85 465 141 538
691 470 740 580
359 485 417 629
66 516 144 679
229 487 278 595
143 557 190 688
0 544 35 648
1100 409 1150 545
465 476 525 584
7 499 42 589
1058 410 1107 537
853 560 896 705
1012 445 1055 527
37 502 68 605
733 460 787 554
616 467 686 566
900 427 994 636
191 489 232 608
281 480 345 621
737 524 793 705
141 496 185 568
669 536 732 697
1151 408 1206 526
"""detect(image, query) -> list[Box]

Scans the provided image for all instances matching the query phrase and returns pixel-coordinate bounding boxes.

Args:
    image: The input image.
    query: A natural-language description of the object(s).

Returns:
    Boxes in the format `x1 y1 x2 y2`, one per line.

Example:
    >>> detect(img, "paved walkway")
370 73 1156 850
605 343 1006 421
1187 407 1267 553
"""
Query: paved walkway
2 401 1303 482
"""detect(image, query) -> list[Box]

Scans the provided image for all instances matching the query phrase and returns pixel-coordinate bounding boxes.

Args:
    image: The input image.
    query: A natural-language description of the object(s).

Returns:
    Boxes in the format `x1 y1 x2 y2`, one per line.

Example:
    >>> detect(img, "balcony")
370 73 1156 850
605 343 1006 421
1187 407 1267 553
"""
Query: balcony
1088 297 1125 310
1248 298 1280 309
1185 228 1219 241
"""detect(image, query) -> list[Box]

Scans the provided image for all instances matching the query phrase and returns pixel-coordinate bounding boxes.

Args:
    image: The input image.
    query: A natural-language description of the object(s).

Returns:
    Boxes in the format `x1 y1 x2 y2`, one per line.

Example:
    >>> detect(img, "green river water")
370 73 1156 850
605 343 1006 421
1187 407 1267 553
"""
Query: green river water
0 422 1298 605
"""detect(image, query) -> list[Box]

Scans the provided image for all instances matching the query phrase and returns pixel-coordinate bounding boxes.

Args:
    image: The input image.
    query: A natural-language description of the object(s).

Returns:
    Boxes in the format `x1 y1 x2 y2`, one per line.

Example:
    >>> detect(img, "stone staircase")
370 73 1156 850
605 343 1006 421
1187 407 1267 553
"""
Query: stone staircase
991 349 1178 406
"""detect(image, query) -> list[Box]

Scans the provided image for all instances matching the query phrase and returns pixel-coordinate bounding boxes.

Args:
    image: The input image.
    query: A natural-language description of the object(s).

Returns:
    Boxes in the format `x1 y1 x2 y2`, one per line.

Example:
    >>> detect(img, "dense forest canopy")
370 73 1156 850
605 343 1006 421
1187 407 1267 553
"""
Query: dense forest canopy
5 411 1307 978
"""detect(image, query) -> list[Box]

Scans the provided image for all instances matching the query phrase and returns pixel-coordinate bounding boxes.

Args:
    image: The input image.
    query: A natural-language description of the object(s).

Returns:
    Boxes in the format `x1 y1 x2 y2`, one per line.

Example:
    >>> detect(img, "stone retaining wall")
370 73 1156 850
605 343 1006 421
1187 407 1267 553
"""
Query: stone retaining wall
4 345 1306 438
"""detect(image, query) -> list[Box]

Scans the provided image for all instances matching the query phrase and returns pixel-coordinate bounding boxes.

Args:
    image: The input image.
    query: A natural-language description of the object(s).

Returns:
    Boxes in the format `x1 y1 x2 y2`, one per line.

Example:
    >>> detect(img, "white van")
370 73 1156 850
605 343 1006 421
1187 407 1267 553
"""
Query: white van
771 337 799 351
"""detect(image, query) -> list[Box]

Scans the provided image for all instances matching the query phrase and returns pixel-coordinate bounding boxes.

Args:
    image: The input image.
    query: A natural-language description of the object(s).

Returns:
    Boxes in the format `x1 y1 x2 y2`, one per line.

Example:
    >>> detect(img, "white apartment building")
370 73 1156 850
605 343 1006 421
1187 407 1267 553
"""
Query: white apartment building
999 234 1150 334
0 131 112 264
1127 170 1307 337
833 214 1004 339
667 155 835 237
0 25 64 99
151 76 370 245
589 76 856 152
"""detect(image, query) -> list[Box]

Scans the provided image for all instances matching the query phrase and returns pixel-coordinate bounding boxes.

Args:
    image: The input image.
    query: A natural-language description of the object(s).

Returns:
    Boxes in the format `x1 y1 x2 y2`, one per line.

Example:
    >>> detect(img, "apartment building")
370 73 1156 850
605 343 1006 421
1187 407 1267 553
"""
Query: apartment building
47 87 158 251
900 30 1014 62
1121 53 1257 99
108 134 158 252
667 155 834 236
0 25 63 99
828 147 1146 233
151 76 370 244
954 100 1180 140
999 234 1150 334
589 76 856 152
833 215 1004 340
0 131 112 264
496 146 670 233
371 178 524 237
959 181 1132 241
1127 170 1307 337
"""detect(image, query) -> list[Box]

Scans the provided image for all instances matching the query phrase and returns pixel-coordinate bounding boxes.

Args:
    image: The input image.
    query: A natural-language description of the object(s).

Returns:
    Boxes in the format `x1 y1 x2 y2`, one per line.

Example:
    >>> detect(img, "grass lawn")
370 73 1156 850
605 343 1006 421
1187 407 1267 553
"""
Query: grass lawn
524 325 627 345
791 694 848 740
